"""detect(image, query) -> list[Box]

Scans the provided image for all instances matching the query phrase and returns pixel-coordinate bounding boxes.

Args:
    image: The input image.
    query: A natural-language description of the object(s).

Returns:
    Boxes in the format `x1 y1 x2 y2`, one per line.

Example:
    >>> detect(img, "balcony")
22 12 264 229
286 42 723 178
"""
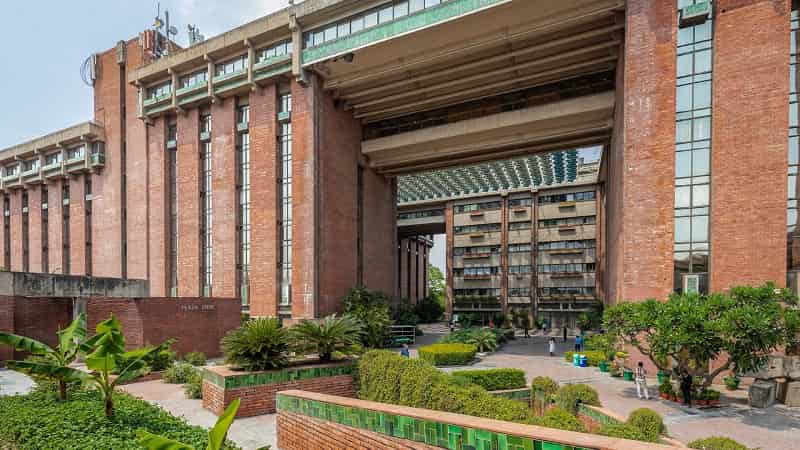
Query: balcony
65 151 87 173
549 272 585 279
90 151 105 170
21 166 41 185
2 171 21 190
42 161 64 179
143 93 171 108
548 249 584 255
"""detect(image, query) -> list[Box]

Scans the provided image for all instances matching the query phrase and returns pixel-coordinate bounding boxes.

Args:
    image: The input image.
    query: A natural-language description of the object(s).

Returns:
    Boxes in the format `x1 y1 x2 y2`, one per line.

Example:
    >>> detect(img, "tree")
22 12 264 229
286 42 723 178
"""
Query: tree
291 314 363 362
138 398 241 450
82 315 169 417
427 264 446 308
604 283 800 388
343 287 392 348
0 313 89 401
467 329 497 353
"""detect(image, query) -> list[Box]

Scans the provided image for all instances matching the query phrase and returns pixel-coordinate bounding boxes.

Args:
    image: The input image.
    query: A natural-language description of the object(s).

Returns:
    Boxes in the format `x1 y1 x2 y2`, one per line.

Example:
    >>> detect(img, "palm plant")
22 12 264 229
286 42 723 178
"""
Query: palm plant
138 398 241 450
0 313 89 401
467 329 497 353
291 314 363 362
221 318 290 371
81 315 170 417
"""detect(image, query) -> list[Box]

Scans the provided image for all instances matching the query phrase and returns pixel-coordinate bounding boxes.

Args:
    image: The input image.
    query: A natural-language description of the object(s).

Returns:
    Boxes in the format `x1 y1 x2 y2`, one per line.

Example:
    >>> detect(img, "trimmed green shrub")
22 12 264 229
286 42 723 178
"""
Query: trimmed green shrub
184 370 203 399
531 376 559 397
563 350 606 366
554 384 600 415
626 408 665 443
0 384 239 449
141 342 176 372
357 350 531 424
451 368 526 391
596 423 648 441
688 437 751 450
467 329 497 352
221 317 289 371
163 363 198 384
343 287 392 348
183 351 207 366
418 343 476 366
536 407 585 433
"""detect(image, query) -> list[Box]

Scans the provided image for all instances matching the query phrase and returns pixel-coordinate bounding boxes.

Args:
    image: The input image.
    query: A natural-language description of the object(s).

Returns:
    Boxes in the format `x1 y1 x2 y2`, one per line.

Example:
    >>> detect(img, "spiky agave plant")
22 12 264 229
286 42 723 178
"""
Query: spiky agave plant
221 318 290 371
467 329 497 353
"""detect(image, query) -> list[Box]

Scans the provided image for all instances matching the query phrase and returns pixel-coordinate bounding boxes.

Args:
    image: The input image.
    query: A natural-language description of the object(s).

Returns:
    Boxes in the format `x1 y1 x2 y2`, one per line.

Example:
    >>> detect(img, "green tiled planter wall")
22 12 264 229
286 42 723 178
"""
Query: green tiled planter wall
576 405 621 428
489 387 531 404
203 361 355 389
277 393 596 450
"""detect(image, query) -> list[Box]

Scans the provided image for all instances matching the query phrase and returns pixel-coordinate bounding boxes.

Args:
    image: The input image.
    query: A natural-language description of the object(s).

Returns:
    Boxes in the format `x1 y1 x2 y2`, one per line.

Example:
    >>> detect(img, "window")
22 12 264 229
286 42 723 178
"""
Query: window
237 132 251 307
508 244 531 253
4 165 19 177
279 92 293 307
508 265 532 274
179 70 208 89
44 152 62 167
200 139 213 295
62 182 70 275
454 288 500 297
453 266 500 277
22 159 39 172
2 195 8 269
790 7 800 274
200 114 212 135
147 81 171 100
509 288 531 297
66 146 85 161
674 5 713 294
215 55 248 77
167 124 177 143
453 223 501 234
508 198 532 207
454 201 501 213
237 105 250 127
22 191 29 272
41 187 48 273
453 245 500 256
84 177 92 275
397 209 444 220
538 239 596 250
538 263 595 273
538 287 595 297
538 191 595 204
168 131 178 296
256 40 291 64
538 216 596 228
508 221 531 231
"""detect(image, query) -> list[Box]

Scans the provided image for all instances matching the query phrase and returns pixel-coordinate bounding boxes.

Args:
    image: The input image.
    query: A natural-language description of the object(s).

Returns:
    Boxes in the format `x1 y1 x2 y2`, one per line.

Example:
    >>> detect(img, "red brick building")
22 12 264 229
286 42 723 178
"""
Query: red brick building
0 0 796 320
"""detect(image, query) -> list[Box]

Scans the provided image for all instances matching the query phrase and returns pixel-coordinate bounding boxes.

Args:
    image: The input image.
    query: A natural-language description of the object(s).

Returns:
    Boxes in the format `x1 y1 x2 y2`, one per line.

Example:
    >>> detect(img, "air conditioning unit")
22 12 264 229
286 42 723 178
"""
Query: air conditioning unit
682 274 700 294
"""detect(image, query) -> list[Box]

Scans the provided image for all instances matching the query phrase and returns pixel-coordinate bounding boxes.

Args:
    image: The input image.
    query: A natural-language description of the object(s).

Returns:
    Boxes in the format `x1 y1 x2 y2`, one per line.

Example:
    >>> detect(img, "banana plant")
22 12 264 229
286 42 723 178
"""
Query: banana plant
82 315 169 417
0 313 89 401
137 398 241 450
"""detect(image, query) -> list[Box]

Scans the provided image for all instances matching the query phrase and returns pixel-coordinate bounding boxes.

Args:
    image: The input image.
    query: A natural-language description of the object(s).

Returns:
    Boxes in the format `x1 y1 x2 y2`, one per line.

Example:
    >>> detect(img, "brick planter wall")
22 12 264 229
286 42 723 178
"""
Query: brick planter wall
276 390 682 450
202 361 356 417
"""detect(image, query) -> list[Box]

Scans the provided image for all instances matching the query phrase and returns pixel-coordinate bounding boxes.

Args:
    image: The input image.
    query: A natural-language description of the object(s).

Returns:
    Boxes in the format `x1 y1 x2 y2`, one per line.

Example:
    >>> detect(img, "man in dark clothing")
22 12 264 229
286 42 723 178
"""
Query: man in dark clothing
563 326 568 343
680 369 693 407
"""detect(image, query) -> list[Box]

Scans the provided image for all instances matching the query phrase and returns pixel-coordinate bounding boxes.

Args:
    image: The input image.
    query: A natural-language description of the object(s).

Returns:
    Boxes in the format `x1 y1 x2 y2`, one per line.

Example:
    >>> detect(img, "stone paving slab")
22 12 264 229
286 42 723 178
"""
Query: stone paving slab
0 368 36 396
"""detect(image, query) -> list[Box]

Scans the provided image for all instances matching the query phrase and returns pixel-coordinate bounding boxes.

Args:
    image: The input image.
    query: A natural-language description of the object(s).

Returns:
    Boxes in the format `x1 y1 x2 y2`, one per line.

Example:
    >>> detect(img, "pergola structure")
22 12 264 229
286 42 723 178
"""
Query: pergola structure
397 146 601 205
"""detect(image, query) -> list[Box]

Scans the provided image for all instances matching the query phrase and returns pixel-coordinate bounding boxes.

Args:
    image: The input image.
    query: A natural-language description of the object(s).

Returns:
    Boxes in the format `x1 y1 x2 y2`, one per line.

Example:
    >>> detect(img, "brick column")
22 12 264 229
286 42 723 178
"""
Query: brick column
606 0 676 302
361 170 396 296
69 175 86 275
48 180 64 274
211 98 237 298
291 79 319 319
709 0 790 291
28 186 42 273
500 196 509 315
249 84 279 317
445 201 454 318
9 189 22 272
125 44 148 281
177 109 201 296
148 116 168 296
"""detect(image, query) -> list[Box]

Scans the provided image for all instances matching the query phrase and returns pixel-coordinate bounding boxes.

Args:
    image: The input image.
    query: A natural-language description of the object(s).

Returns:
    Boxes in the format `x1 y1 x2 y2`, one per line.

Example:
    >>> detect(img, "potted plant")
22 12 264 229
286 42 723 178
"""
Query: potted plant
598 359 610 372
694 389 708 407
723 374 740 391
658 380 673 400
706 389 721 407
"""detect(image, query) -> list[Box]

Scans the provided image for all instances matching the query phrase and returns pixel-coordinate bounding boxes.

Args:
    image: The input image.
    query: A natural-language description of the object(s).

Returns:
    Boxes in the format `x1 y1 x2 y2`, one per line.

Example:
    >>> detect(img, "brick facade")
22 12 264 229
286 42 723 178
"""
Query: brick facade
0 297 15 362
68 175 86 276
709 0 790 291
9 190 22 272
211 98 237 298
9 297 72 359
147 116 168 296
28 186 42 273
177 108 201 296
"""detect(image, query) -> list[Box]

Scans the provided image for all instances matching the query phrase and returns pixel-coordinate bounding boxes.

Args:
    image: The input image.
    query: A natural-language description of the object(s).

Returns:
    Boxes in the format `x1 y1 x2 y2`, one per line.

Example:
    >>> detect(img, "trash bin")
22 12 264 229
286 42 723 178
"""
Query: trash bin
579 355 588 367
573 353 580 366
623 369 634 381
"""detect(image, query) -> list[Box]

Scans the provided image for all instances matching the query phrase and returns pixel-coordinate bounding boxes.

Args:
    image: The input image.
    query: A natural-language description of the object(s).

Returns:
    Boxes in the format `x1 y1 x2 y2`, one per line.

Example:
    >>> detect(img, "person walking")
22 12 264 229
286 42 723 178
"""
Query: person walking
635 361 649 400
399 343 410 358
548 337 556 357
574 333 582 352
680 369 693 407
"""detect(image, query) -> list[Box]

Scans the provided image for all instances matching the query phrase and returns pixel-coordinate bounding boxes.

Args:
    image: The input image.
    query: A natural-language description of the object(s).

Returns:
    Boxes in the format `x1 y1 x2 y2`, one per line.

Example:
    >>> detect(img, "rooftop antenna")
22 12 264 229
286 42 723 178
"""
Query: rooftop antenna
153 2 179 57
187 24 205 46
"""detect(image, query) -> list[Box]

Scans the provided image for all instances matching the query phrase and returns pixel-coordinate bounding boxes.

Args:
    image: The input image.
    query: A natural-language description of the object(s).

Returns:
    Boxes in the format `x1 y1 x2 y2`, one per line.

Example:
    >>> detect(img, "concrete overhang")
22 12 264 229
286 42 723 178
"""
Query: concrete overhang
362 91 614 174
0 121 105 164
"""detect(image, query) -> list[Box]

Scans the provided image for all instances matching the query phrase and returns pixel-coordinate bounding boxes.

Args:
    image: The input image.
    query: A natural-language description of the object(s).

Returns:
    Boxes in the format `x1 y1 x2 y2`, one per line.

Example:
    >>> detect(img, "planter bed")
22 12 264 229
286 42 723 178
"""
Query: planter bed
202 359 356 417
488 387 531 404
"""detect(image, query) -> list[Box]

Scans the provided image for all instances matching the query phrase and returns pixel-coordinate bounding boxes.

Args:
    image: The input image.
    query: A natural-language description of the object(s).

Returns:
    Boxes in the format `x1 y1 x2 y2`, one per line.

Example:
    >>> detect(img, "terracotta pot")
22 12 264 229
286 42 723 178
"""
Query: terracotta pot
659 392 669 400
670 395 679 402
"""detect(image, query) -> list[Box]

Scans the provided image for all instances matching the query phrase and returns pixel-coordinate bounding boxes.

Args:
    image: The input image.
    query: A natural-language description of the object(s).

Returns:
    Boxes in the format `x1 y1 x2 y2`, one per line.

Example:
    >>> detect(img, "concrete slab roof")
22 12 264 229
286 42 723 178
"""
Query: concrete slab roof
0 121 105 164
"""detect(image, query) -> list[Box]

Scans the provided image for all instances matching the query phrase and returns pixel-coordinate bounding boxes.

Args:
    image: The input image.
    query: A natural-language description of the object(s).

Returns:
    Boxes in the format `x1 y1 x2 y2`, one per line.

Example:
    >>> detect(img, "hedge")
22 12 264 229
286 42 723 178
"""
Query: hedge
418 343 476 366
451 368 526 391
554 384 600 415
688 437 751 450
534 407 585 433
626 408 666 443
563 350 606 366
0 384 239 450
596 423 649 441
357 350 532 424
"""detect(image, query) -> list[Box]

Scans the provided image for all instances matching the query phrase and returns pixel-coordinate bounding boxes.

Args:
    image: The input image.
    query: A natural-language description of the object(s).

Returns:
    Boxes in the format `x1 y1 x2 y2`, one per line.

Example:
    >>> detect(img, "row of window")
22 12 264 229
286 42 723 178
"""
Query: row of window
397 209 444 220
454 223 501 234
453 266 500 276
453 245 500 256
538 190 595 204
538 216 596 228
303 0 451 49
538 239 596 250
508 288 531 297
509 198 533 207
2 145 89 177
279 93 293 307
538 263 596 273
454 201 502 213
453 240 595 255
454 288 500 297
539 287 595 297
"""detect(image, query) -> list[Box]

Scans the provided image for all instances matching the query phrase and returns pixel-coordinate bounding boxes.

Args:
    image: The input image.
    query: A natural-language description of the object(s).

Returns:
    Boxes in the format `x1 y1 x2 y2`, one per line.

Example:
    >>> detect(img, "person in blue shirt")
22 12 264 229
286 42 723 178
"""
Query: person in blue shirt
574 333 583 352
400 343 410 358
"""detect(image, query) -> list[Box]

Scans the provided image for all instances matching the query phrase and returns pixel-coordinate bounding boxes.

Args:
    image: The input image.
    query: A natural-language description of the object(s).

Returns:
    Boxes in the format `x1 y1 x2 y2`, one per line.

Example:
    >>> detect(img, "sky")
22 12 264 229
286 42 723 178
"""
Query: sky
0 0 292 149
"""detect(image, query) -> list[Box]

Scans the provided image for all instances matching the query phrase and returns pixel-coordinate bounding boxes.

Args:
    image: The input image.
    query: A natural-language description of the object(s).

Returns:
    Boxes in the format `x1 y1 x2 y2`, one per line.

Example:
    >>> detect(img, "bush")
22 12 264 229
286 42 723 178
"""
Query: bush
536 407 585 432
467 329 497 353
221 317 289 371
451 368 526 391
163 363 198 384
418 343 476 366
0 384 239 450
597 423 648 441
554 384 600 415
184 370 203 399
142 343 176 372
531 376 559 397
290 314 363 361
414 296 444 323
343 287 392 348
563 350 606 366
183 351 207 367
357 350 531 424
626 408 665 443
688 437 751 450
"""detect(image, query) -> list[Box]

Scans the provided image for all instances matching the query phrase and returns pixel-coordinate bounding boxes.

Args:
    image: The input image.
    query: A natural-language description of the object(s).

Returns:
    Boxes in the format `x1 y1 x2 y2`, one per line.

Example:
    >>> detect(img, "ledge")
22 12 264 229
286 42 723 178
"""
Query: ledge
203 360 355 389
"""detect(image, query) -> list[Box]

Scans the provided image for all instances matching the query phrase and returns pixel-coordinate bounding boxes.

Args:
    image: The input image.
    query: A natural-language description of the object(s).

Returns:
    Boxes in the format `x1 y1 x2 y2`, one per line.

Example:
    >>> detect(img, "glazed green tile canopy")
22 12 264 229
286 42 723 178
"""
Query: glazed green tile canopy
397 147 601 205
